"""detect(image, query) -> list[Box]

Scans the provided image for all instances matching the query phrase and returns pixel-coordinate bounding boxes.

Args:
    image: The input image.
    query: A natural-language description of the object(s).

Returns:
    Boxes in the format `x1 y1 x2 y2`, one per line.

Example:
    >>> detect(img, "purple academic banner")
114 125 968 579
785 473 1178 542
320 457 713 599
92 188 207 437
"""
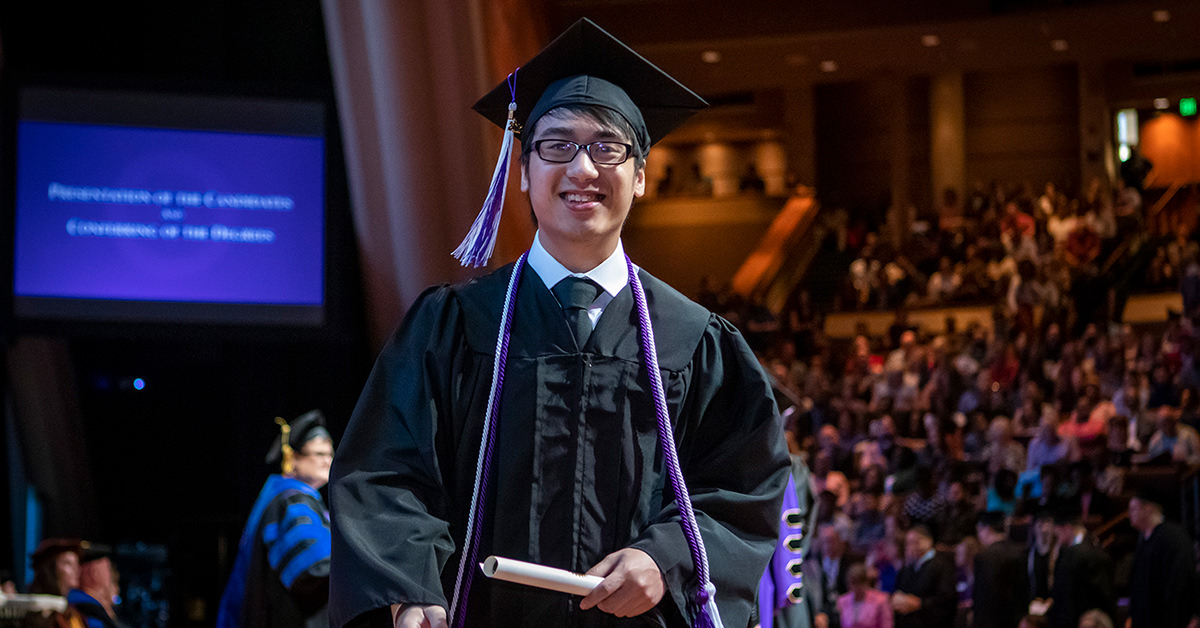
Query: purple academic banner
14 121 325 305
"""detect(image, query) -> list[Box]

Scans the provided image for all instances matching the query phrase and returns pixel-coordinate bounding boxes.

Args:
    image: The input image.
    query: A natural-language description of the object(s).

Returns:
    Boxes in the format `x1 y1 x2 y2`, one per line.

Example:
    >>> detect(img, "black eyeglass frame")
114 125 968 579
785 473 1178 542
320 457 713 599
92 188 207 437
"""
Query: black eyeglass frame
531 139 634 165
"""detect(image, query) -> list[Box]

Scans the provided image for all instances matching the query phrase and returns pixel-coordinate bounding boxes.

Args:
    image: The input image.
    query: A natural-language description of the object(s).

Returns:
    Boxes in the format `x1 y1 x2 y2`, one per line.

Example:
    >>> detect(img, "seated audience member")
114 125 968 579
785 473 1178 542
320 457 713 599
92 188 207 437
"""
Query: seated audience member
27 538 86 628
850 491 888 551
1105 415 1135 467
986 469 1020 515
837 563 893 628
1058 385 1111 458
812 522 867 628
981 417 1026 476
1026 413 1077 470
1076 609 1114 628
813 448 852 508
902 465 947 535
939 478 979 546
1142 402 1200 466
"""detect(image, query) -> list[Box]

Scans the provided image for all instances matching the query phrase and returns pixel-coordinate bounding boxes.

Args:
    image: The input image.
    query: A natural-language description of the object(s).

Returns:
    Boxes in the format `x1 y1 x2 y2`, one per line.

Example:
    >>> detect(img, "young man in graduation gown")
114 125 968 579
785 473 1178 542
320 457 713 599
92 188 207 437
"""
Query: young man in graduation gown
327 18 791 628
1127 489 1199 628
217 411 335 628
892 525 957 628
972 512 1030 628
1046 505 1113 628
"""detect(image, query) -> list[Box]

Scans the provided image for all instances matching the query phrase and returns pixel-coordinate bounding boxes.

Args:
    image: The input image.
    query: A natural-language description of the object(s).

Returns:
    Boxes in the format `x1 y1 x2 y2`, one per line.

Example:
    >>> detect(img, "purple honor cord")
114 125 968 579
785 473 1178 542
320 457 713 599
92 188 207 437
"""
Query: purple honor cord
449 252 723 628
449 251 526 627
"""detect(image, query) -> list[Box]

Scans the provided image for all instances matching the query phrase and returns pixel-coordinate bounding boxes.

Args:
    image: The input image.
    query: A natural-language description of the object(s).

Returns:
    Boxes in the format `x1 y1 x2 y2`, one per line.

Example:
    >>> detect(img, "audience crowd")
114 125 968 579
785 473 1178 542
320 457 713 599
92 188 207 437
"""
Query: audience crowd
735 178 1200 628
823 178 1196 330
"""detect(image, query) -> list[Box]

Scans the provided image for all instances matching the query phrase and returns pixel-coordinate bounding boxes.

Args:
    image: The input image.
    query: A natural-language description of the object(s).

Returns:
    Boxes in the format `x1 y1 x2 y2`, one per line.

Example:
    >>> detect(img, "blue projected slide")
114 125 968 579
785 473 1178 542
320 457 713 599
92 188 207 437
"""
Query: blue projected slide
15 121 325 306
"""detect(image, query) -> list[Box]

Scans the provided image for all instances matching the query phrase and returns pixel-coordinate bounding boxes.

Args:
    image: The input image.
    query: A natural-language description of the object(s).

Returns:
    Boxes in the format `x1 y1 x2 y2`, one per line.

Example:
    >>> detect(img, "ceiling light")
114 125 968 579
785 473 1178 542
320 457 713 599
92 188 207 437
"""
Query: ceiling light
1153 9 1171 23
1155 98 1170 110
819 60 838 73
921 35 941 48
1051 39 1068 52
701 50 722 64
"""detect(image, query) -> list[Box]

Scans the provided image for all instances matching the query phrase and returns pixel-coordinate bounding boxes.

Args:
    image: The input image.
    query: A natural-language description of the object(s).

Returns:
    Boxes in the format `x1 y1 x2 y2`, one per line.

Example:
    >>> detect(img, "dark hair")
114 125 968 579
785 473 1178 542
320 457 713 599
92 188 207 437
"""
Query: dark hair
520 105 647 171
30 549 74 596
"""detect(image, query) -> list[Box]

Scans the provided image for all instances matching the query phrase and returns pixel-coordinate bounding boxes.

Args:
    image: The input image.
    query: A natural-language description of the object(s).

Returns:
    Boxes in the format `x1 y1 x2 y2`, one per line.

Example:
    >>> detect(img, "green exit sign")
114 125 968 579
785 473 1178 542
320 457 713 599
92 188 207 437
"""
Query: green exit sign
1182 97 1198 116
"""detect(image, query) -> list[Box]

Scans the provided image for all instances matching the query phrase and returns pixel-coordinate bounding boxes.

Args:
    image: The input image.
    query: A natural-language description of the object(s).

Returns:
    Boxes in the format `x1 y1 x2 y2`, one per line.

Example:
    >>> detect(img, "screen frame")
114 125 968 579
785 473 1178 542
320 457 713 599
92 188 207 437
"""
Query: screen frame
1 77 355 340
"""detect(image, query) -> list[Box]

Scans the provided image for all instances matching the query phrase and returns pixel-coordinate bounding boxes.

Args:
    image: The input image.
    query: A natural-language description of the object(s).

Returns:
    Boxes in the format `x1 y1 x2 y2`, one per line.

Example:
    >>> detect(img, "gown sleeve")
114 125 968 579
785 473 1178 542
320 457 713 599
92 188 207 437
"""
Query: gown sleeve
327 285 464 628
629 315 791 628
263 491 332 615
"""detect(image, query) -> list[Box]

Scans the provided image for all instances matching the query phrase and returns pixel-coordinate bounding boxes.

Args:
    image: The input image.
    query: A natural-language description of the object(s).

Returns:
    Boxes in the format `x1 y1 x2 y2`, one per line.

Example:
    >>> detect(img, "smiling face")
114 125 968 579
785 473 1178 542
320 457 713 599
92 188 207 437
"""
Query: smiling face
520 107 646 271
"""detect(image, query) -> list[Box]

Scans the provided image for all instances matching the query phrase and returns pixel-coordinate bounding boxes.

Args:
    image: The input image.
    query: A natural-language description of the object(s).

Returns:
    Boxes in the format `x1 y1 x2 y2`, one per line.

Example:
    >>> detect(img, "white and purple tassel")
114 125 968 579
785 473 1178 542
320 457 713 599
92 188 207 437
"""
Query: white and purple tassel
454 73 519 267
695 582 724 628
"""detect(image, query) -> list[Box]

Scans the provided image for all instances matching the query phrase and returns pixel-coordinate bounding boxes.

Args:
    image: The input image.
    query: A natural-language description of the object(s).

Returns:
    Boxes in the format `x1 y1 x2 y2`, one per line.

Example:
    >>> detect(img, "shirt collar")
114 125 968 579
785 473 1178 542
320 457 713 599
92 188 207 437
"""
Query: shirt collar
528 231 629 298
916 548 936 569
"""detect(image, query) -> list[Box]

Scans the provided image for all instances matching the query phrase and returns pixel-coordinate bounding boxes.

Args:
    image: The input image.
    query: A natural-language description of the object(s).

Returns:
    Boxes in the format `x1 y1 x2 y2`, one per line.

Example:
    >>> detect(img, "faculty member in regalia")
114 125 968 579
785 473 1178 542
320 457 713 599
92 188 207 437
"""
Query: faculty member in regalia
218 410 334 628
328 18 790 628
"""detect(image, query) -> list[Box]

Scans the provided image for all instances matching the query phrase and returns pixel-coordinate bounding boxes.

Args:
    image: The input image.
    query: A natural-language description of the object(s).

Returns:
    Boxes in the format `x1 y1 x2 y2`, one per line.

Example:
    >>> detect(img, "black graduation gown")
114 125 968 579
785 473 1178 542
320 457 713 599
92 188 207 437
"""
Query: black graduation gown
894 551 957 628
972 540 1031 628
217 476 331 628
1129 521 1198 628
328 263 790 628
1047 538 1113 628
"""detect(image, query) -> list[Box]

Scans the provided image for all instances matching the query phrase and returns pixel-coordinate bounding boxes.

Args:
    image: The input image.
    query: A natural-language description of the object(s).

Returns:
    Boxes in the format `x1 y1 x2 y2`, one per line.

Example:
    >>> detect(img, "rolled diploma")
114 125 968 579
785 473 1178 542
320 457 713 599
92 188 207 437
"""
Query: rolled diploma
480 556 603 596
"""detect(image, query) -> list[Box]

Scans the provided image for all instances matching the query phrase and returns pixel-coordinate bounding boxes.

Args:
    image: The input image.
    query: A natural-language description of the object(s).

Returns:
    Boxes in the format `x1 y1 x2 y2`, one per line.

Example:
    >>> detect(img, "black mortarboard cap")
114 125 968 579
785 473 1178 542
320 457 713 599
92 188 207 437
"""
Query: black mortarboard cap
1051 500 1083 526
79 541 113 564
472 18 708 152
1132 484 1174 511
456 18 708 267
265 409 330 465
976 510 1007 533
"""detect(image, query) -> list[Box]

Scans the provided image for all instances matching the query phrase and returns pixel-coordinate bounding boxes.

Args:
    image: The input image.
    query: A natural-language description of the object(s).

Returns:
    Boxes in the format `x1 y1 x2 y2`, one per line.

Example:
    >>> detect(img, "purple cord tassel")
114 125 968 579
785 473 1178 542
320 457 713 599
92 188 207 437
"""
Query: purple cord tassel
454 73 519 268
448 253 527 627
694 582 723 628
627 258 724 628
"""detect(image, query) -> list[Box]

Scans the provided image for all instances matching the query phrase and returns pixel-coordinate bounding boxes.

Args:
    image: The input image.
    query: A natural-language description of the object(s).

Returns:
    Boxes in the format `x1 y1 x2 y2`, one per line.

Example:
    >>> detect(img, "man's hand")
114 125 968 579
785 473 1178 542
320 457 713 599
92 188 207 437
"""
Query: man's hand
393 604 448 628
579 548 665 617
891 591 921 615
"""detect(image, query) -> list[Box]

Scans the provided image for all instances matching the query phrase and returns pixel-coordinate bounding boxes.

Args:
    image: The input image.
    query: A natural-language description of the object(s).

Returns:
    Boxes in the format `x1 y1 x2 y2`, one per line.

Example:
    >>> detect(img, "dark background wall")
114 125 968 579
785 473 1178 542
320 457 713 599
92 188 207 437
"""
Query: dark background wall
0 2 370 625
965 64 1082 188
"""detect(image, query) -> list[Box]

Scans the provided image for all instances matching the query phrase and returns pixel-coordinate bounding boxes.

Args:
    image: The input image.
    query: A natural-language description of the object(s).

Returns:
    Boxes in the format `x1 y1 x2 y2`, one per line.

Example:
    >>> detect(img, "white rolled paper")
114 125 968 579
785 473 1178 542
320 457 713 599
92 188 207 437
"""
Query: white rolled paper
480 556 603 596
0 593 68 612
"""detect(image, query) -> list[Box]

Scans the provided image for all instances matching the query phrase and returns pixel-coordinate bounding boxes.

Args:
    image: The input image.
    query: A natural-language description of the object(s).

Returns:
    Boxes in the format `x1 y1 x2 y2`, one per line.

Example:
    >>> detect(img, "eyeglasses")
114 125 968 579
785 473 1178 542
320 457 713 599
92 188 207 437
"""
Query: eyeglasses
532 139 633 165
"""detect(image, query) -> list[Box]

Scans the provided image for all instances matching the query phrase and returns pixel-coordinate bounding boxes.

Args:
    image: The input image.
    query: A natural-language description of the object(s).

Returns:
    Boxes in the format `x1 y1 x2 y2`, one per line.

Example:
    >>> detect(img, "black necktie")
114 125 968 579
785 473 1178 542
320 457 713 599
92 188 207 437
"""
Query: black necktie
552 277 601 346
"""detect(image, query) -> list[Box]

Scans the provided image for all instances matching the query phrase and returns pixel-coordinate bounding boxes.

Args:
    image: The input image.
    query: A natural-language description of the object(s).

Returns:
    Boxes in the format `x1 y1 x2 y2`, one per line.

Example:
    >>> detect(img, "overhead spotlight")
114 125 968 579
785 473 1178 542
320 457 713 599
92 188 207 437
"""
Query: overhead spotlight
1152 9 1171 23
701 50 722 64
819 60 838 73
1155 98 1170 110
1051 39 1069 52
921 34 941 48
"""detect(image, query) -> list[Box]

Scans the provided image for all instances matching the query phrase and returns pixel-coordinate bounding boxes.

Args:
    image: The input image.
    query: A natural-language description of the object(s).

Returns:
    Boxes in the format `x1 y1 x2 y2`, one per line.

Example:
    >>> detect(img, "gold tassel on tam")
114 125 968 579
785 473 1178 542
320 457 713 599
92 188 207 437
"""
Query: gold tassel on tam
274 416 294 475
